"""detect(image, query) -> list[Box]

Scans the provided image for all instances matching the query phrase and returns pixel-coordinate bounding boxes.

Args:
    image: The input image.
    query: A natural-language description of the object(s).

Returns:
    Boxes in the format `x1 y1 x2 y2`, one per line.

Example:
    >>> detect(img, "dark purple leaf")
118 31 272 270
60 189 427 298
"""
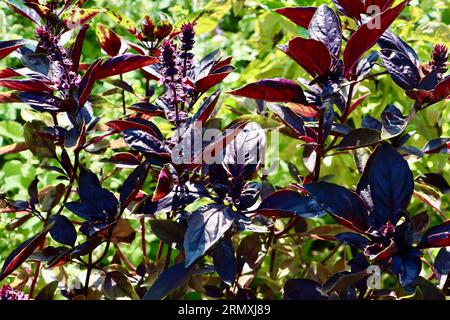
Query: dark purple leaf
381 104 408 138
267 104 306 137
380 49 420 90
128 102 164 116
48 215 77 247
120 161 150 208
229 78 307 103
192 89 221 123
422 138 449 154
309 4 341 57
333 0 364 20
142 263 194 300
152 165 174 202
304 182 369 232
417 173 450 194
366 143 414 224
419 221 450 248
17 92 62 113
149 220 186 249
78 59 102 107
223 122 265 180
356 51 379 78
5 1 41 25
392 249 422 288
335 232 370 249
123 128 168 156
21 54 49 75
184 204 234 267
343 1 408 77
434 247 450 275
95 54 158 80
195 66 235 92
284 278 327 300
337 128 381 150
0 79 54 92
71 24 89 73
96 23 122 56
378 31 419 68
213 239 237 286
257 189 326 219
106 119 162 139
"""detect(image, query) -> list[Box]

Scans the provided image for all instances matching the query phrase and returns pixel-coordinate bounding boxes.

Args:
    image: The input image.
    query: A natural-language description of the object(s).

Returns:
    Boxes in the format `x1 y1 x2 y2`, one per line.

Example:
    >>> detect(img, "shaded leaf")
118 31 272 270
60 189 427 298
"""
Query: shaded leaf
143 263 194 300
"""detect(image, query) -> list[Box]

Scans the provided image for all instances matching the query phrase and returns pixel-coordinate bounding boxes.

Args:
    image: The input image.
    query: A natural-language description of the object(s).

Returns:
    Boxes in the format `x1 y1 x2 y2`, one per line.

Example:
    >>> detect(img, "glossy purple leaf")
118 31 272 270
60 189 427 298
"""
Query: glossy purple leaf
120 161 150 208
337 128 381 150
391 249 422 288
213 239 237 286
335 232 370 249
419 221 450 248
380 49 420 90
280 37 331 77
378 31 419 68
257 189 326 219
267 104 306 137
123 128 168 156
356 51 379 78
17 92 62 113
304 182 369 232
381 104 408 138
21 53 50 75
78 59 102 107
308 4 341 57
192 89 221 123
48 215 77 247
333 0 364 20
71 24 89 73
434 247 450 275
152 165 174 202
195 66 235 93
422 138 450 154
229 78 307 103
366 143 414 224
184 204 234 267
95 54 158 80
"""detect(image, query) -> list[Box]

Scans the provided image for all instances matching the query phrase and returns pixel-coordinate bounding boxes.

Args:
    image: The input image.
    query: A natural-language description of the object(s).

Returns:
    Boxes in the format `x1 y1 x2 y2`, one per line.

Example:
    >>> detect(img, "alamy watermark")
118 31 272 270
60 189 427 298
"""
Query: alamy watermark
171 121 280 175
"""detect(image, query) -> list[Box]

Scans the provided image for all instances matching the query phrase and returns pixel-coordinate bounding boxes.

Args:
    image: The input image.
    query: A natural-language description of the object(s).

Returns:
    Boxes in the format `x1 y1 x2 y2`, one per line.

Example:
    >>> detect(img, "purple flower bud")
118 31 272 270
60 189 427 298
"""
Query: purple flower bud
0 285 30 300
179 22 196 76
160 40 178 78
430 44 448 75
